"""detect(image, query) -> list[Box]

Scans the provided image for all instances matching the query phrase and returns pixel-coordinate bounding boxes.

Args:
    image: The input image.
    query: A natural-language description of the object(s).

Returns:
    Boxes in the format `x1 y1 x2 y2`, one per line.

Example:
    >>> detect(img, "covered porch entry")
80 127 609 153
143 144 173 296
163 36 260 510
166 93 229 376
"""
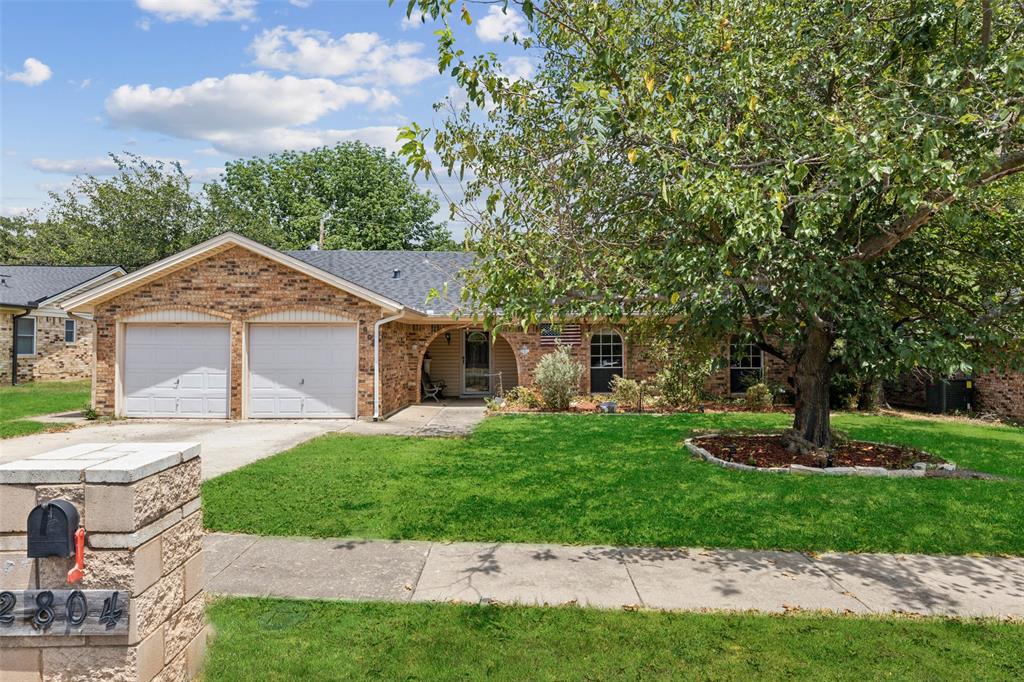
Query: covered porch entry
421 327 519 400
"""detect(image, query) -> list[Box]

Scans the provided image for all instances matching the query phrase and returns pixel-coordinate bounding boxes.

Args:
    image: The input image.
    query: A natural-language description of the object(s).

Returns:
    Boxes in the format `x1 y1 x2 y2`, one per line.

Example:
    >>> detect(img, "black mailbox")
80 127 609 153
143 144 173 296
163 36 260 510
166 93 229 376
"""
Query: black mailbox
26 499 80 558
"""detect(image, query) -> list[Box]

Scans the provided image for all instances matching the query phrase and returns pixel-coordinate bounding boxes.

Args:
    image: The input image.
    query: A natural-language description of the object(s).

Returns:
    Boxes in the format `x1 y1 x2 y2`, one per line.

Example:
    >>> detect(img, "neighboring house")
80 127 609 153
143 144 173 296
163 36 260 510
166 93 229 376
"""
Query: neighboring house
61 232 785 420
886 369 1024 422
1 265 126 384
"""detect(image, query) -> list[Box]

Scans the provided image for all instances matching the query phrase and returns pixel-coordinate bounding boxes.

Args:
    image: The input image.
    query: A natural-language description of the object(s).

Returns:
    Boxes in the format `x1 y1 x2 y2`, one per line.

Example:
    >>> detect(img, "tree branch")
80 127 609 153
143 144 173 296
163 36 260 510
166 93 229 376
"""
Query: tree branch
852 151 1024 262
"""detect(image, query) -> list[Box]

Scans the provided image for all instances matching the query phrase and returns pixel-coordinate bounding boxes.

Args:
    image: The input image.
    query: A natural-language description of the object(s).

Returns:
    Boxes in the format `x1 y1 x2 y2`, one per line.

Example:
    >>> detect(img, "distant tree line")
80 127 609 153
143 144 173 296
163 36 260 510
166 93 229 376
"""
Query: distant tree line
1 143 457 270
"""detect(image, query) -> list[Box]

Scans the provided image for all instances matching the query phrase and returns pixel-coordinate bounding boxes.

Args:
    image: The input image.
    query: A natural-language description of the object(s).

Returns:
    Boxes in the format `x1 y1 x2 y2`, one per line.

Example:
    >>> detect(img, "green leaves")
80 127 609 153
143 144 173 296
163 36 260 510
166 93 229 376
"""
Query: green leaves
399 0 1024 382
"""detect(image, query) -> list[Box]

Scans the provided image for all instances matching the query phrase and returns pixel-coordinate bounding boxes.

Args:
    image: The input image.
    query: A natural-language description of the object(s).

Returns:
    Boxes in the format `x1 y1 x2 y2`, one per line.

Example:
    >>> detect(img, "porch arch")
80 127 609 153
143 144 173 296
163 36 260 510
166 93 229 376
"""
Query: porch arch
416 325 522 400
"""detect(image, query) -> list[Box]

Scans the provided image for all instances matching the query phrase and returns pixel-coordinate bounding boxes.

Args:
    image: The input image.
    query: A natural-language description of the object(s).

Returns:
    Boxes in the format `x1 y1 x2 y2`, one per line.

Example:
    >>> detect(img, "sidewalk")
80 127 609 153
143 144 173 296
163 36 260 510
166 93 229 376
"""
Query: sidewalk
204 533 1024 618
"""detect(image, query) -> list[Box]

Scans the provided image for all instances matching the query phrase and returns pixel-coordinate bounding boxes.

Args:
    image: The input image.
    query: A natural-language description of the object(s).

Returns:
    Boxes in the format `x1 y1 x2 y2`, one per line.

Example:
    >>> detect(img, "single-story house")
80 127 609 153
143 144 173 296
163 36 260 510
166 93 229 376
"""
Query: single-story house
1 265 125 384
61 232 790 420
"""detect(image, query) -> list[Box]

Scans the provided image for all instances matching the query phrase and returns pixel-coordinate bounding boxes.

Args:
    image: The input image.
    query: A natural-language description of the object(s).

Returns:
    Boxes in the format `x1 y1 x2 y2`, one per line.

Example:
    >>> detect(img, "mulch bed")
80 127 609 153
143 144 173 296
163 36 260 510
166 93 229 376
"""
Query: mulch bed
698 434 940 470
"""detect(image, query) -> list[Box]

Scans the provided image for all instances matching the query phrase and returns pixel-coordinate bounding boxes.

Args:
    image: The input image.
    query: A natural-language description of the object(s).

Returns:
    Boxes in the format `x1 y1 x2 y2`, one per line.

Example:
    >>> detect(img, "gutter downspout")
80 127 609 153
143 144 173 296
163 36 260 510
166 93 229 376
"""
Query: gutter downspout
10 307 32 385
373 310 404 421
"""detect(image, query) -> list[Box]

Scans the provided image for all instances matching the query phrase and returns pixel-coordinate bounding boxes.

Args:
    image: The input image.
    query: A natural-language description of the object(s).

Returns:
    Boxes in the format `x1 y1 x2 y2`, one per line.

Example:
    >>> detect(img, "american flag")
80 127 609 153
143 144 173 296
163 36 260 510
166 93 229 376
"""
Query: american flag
539 323 582 346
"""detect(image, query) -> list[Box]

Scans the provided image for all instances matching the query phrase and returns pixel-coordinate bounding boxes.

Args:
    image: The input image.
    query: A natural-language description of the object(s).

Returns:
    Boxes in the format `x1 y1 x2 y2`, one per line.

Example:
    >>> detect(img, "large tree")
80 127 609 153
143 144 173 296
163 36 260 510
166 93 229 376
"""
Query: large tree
399 0 1024 448
205 142 455 251
16 154 208 270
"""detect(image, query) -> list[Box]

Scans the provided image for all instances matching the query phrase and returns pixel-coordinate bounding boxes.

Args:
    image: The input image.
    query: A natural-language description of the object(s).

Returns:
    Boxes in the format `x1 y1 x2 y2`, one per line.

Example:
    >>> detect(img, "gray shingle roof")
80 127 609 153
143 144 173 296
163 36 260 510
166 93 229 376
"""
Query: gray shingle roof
0 265 122 308
285 250 476 315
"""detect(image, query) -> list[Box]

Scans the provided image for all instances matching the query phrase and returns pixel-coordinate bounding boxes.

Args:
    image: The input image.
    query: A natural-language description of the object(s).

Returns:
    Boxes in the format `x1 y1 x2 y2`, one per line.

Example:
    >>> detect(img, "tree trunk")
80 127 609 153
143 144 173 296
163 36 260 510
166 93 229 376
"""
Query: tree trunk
857 378 882 411
793 326 833 449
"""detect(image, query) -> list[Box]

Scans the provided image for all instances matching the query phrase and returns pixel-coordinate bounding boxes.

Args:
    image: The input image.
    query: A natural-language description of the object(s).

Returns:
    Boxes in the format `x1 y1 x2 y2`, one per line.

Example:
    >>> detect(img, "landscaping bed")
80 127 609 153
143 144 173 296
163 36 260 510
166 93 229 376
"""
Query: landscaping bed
695 434 937 469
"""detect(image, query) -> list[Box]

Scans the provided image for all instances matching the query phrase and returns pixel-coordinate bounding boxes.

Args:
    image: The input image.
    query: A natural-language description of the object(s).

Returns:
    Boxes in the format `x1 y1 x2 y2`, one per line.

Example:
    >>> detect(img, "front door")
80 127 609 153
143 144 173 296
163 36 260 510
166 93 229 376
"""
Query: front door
463 330 491 394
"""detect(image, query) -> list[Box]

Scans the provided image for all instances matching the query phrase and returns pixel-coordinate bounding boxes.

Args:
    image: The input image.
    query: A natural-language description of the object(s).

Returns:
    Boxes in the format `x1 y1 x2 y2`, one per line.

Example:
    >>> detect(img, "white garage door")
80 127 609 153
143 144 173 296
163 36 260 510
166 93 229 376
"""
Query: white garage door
124 325 230 418
248 325 358 418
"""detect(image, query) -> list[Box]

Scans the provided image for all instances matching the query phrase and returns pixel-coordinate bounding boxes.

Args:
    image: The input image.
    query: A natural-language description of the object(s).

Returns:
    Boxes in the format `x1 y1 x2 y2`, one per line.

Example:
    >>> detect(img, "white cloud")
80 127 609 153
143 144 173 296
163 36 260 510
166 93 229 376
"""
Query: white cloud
401 10 427 30
135 0 256 24
6 57 53 86
250 27 436 87
0 204 34 217
31 157 121 175
475 6 526 42
106 72 381 137
68 77 92 89
502 56 534 81
104 72 401 155
288 0 312 7
202 125 402 155
137 17 152 31
188 166 226 181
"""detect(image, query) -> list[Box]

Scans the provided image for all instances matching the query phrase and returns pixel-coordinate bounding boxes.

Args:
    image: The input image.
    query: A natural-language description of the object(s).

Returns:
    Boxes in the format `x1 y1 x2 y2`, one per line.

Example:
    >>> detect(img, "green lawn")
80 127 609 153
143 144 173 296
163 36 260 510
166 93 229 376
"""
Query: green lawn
203 412 1024 555
0 380 90 438
203 598 1024 681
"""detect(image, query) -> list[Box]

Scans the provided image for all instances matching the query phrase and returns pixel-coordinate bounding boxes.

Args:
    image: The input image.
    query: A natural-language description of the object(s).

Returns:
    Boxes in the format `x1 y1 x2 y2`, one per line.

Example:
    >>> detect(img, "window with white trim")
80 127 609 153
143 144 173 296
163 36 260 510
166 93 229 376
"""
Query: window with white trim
65 319 76 343
16 317 36 356
729 337 763 392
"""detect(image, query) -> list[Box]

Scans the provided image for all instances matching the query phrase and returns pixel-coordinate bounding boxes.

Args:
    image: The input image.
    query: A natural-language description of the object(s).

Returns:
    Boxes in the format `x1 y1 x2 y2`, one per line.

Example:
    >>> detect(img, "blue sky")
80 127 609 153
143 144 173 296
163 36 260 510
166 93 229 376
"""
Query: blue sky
1 0 531 238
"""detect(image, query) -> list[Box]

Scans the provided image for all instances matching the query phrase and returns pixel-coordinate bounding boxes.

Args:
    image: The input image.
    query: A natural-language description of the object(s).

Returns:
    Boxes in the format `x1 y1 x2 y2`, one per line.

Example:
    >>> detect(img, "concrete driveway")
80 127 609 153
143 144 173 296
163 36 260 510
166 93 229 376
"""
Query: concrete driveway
0 419 350 479
0 403 487 479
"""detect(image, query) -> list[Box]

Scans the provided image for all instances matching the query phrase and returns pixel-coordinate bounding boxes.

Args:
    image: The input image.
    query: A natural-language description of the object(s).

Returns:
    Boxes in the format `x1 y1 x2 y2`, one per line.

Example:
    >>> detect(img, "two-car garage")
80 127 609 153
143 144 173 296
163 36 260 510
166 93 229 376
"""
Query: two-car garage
122 323 358 419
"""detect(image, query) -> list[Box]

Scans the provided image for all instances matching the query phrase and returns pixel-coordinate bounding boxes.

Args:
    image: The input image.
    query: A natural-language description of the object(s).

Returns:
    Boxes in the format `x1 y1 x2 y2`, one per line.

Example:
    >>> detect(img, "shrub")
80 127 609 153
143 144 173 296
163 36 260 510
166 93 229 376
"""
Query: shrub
503 385 543 410
610 375 644 410
745 382 773 409
634 329 716 407
533 345 584 410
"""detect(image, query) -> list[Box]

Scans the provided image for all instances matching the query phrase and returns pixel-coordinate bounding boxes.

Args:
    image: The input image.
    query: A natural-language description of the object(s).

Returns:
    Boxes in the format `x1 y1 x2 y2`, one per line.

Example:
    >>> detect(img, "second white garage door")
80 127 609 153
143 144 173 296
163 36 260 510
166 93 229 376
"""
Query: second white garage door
248 324 358 418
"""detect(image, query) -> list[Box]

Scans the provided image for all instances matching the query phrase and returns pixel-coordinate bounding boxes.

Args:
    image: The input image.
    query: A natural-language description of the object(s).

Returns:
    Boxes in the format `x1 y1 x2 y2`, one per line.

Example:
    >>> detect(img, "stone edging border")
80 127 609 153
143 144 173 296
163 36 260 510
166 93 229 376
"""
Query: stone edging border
684 433 949 478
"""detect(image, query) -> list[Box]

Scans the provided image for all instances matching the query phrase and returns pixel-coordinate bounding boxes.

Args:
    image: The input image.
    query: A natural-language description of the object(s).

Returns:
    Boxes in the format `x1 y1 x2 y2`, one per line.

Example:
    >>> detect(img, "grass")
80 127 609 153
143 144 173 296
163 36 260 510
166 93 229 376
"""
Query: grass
203 412 1024 556
0 380 90 438
203 598 1024 681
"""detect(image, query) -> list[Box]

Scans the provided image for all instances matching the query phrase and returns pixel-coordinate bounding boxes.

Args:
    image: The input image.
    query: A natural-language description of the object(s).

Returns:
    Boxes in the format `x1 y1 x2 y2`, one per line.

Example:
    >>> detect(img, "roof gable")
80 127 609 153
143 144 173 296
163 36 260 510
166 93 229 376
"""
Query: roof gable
60 232 405 312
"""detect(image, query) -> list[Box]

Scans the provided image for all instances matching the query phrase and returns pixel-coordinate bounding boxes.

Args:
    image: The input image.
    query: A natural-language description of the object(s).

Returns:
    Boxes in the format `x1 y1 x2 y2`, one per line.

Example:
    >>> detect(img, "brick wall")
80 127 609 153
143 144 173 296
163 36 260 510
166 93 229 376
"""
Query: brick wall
0 443 207 681
885 368 1023 421
971 369 1024 421
0 313 10 384
0 313 95 384
92 247 392 418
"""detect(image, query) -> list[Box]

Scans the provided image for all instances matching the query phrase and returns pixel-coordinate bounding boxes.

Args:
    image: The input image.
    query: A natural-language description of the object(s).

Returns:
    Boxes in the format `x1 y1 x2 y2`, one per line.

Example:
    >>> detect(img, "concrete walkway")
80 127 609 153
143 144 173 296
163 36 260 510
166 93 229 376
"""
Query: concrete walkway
0 403 486 478
204 533 1024 618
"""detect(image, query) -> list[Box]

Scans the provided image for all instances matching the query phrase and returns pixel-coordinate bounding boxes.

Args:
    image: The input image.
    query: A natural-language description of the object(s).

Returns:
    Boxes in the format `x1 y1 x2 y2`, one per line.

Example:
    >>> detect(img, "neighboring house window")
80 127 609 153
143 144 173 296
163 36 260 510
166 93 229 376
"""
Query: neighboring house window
16 317 36 356
539 323 582 346
65 319 77 343
729 337 763 393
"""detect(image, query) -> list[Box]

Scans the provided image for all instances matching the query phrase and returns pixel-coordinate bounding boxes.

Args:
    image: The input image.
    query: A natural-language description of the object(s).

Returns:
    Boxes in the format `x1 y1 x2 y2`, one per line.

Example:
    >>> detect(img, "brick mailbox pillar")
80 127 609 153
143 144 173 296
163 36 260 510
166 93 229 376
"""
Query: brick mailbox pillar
0 443 208 682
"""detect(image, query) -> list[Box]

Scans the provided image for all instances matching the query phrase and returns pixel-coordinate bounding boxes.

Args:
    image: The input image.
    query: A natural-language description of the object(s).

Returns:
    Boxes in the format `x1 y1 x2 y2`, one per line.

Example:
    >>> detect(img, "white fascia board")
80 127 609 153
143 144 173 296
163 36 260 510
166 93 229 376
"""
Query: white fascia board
37 267 126 309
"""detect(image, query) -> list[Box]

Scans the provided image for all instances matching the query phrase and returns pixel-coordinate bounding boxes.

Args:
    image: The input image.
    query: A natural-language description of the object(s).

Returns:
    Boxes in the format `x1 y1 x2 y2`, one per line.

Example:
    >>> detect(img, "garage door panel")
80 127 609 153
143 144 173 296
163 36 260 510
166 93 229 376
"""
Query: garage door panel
248 324 357 418
124 325 230 418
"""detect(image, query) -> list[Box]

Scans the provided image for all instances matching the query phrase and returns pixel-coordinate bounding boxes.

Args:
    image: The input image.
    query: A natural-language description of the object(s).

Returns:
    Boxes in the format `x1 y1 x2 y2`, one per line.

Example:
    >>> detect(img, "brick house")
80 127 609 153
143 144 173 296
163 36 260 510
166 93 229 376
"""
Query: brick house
1 265 125 384
886 369 1024 422
60 232 789 420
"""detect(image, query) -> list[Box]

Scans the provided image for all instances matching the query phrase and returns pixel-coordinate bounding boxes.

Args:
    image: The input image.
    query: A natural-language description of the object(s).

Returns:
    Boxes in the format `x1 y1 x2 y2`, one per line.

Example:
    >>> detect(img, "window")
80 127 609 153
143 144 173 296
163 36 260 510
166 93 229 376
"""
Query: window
729 337 763 393
590 329 623 392
16 317 36 356
65 319 76 343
